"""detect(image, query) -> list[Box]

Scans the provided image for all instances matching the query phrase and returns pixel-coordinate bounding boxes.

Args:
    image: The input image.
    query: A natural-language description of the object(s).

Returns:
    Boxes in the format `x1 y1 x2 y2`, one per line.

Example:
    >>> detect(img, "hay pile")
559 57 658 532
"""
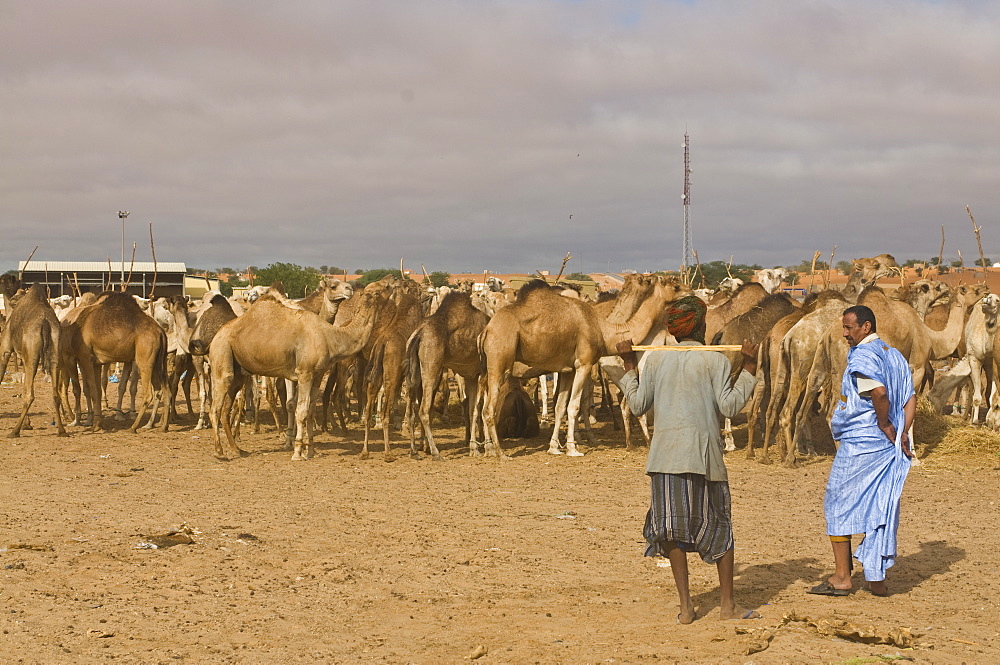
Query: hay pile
915 396 1000 468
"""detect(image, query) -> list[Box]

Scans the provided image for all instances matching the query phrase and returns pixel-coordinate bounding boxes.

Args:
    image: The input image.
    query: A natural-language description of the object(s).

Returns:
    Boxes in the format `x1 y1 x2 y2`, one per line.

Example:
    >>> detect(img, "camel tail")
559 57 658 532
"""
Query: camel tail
405 329 423 403
190 339 209 356
367 344 386 391
153 334 168 391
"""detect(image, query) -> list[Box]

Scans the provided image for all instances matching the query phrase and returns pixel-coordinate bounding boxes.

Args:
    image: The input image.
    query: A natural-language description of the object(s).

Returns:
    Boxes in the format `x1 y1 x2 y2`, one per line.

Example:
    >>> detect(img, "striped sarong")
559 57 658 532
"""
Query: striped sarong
644 472 734 563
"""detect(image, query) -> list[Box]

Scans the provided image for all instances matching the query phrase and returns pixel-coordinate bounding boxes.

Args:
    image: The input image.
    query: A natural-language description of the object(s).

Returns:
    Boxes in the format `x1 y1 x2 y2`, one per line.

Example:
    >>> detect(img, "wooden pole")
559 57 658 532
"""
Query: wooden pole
808 250 821 292
554 252 573 283
123 242 137 292
826 245 837 289
968 205 987 274
937 225 946 276
148 222 159 298
18 245 39 281
107 256 114 291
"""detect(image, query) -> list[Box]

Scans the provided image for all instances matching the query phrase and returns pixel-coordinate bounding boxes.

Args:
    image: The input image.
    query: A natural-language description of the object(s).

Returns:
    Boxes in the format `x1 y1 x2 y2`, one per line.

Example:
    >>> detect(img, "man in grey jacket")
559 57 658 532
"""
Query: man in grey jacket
615 295 761 624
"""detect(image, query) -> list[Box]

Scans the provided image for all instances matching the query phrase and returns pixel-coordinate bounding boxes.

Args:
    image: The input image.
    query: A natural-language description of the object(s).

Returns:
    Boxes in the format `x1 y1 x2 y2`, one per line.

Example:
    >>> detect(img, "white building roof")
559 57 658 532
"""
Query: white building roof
19 260 187 272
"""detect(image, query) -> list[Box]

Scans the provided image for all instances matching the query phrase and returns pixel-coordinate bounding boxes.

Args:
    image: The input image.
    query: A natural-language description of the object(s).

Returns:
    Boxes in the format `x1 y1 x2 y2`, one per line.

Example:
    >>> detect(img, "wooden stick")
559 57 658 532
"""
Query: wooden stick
632 344 744 352
107 256 113 291
18 245 39 280
693 249 704 289
938 225 946 276
148 222 159 298
808 250 821 292
826 245 837 289
44 263 50 298
968 205 987 273
400 257 405 281
123 242 136 292
554 252 573 283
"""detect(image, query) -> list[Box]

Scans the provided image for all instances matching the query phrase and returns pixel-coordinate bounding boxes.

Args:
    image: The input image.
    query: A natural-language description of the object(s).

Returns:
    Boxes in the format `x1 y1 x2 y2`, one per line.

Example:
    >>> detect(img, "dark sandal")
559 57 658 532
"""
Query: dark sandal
807 581 850 596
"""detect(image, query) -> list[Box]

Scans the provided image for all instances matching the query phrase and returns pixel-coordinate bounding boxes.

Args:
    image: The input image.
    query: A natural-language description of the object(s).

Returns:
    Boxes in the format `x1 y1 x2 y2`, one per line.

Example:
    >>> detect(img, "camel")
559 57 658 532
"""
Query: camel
406 290 490 460
296 278 354 323
764 254 899 465
929 293 1000 422
705 283 768 343
712 292 801 451
481 275 688 459
61 291 170 433
805 283 978 457
0 284 67 437
208 283 389 460
753 268 788 294
359 280 424 461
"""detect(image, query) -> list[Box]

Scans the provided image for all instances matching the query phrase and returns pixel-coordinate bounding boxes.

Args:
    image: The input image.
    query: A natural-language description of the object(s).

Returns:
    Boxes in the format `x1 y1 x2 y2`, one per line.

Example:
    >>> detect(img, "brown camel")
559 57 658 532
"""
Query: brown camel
62 292 170 433
705 282 768 343
712 291 801 451
406 290 491 459
208 284 389 461
359 280 424 461
0 284 67 437
481 275 687 459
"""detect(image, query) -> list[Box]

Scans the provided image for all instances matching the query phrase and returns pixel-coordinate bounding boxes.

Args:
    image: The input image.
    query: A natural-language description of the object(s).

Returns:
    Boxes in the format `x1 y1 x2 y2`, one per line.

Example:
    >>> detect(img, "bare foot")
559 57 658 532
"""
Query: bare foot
825 574 853 592
868 580 888 596
720 605 762 620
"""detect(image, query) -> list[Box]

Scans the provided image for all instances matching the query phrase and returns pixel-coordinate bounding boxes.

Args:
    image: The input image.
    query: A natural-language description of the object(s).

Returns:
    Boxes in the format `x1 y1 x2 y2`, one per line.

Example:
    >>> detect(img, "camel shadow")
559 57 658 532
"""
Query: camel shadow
689 556 825 615
874 539 965 595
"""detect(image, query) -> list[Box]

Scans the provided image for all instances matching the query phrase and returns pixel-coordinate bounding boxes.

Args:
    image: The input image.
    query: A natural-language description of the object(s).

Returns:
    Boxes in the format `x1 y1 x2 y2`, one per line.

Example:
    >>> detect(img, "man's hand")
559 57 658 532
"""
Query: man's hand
900 430 914 459
879 421 898 446
616 339 638 372
740 339 759 375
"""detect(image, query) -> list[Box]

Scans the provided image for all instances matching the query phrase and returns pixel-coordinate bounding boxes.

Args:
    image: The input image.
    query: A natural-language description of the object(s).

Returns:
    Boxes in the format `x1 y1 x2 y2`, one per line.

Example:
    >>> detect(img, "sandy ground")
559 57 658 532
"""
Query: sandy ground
1 379 999 665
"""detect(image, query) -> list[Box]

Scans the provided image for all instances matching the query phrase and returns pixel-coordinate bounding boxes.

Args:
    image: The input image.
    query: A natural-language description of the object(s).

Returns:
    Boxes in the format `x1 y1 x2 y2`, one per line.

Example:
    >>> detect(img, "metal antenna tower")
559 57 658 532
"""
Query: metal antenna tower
680 132 694 274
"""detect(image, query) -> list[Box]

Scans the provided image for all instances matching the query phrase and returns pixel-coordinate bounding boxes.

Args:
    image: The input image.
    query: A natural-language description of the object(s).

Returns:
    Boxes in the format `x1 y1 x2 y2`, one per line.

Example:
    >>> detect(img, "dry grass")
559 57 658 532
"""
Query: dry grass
915 396 1000 469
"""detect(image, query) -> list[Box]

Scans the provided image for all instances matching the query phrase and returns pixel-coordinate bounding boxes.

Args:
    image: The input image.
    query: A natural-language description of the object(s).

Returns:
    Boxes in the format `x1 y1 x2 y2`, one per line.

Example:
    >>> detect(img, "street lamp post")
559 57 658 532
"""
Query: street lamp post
118 210 129 289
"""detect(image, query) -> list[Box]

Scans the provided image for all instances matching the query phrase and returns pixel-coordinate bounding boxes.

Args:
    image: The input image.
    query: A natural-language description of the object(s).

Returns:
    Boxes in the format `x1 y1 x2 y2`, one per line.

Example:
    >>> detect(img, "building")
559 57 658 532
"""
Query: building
17 260 187 297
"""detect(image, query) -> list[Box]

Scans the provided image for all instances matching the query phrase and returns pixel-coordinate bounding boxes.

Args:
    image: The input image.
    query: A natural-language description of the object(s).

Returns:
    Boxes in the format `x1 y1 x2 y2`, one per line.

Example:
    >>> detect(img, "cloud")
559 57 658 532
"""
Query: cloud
2 0 999 274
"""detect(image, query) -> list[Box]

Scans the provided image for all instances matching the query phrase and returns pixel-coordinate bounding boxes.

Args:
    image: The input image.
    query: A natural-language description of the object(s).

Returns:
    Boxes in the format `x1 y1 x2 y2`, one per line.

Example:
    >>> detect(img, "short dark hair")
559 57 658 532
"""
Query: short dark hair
843 305 877 333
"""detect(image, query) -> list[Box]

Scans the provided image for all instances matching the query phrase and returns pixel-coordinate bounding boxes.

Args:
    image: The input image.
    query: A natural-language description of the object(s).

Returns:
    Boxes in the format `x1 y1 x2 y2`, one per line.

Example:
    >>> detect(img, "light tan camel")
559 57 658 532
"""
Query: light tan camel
406 290 491 460
765 254 900 465
0 284 67 437
805 283 978 458
481 276 687 459
296 278 354 323
208 284 389 460
62 291 170 433
929 293 1000 422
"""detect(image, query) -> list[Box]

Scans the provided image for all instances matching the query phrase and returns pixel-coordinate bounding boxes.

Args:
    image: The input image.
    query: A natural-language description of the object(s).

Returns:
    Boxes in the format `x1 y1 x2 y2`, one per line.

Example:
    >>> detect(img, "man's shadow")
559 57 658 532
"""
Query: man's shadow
874 539 965 595
690 556 825 614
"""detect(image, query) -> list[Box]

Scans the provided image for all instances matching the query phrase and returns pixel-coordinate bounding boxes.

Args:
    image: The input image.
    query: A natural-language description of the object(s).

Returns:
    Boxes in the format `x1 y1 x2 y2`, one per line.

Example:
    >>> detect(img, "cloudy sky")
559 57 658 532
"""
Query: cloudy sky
2 0 999 276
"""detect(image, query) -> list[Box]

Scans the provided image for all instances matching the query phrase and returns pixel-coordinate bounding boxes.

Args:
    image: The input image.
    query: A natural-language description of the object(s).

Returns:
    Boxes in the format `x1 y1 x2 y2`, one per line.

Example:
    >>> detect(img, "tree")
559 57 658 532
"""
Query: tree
975 257 994 267
564 272 595 282
836 260 854 275
357 268 414 286
253 262 321 297
427 271 451 288
697 261 761 288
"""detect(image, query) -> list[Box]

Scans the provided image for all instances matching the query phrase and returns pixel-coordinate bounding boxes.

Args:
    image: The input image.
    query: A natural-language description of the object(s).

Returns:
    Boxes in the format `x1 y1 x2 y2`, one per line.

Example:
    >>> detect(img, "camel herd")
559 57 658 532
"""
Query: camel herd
1 253 997 465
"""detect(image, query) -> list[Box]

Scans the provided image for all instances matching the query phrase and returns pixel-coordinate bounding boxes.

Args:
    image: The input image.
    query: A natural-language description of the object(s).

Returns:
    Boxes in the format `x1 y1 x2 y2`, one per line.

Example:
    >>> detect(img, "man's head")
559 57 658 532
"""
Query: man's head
665 295 708 343
842 305 877 347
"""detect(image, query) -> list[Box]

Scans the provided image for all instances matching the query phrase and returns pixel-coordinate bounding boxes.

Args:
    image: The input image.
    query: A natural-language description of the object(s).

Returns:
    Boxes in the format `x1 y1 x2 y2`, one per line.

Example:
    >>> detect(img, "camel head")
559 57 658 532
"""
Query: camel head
753 268 788 294
954 283 990 307
851 254 899 287
605 273 655 324
898 279 949 318
980 293 1000 318
319 277 354 303
718 277 743 294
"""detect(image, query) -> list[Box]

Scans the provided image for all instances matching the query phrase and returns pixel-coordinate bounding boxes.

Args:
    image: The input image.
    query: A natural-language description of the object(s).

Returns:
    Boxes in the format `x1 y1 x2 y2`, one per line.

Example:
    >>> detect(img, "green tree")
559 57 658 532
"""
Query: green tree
357 268 415 286
975 257 993 267
427 271 451 288
254 262 321 297
697 261 761 288
836 260 853 275
564 272 595 282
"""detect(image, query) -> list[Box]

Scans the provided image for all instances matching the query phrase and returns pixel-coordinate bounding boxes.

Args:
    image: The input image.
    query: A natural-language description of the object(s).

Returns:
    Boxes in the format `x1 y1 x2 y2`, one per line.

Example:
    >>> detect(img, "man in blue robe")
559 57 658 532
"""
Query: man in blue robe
809 305 915 597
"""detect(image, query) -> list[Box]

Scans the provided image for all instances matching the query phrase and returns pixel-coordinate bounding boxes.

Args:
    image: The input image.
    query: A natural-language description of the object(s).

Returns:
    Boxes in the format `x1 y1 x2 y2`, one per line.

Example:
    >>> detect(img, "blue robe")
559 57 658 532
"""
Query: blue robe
826 337 913 582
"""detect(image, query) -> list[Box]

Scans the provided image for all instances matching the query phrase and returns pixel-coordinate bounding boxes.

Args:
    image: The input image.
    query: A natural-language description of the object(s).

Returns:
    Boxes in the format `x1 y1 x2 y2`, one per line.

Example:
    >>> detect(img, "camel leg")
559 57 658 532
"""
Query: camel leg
562 367 590 457
79 358 104 432
4 350 39 438
547 376 569 454
195 358 211 429
291 376 313 461
130 369 155 433
722 418 735 452
283 379 297 450
969 356 985 424
360 379 377 460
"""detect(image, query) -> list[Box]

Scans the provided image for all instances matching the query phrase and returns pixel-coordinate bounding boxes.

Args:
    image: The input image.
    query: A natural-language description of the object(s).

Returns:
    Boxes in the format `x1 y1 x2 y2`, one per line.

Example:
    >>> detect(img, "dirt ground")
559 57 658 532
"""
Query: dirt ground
1 380 999 665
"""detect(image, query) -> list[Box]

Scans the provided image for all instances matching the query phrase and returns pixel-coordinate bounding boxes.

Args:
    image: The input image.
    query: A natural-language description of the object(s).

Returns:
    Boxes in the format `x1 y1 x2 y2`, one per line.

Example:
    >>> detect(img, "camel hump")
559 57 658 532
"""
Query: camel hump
515 279 553 302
